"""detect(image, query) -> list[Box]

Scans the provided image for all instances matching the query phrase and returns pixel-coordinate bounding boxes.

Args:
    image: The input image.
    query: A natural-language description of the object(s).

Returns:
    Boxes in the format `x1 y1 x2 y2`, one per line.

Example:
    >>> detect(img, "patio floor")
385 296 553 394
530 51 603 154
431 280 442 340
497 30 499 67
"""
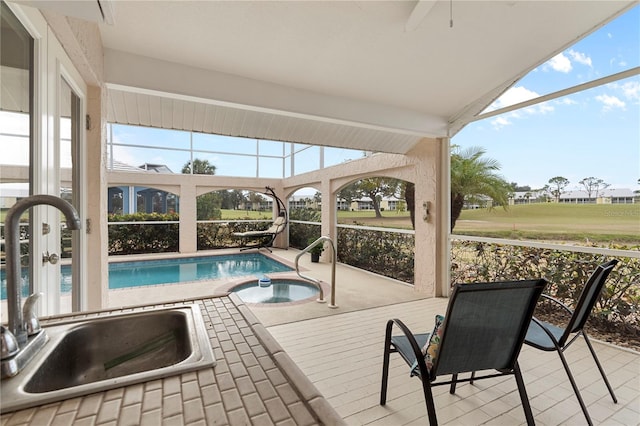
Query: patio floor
254 249 640 425
103 248 639 425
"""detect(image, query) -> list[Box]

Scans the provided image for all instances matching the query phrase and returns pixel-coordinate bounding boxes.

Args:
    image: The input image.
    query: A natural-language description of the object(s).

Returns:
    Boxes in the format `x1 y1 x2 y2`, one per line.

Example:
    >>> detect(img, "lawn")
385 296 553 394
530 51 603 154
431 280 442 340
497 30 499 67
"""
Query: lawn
333 203 639 246
454 203 639 245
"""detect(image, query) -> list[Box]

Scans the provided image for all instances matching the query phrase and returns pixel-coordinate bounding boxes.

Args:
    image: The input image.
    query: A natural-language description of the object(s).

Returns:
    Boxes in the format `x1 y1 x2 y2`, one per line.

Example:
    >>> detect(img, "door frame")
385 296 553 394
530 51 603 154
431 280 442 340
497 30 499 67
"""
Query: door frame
7 3 88 315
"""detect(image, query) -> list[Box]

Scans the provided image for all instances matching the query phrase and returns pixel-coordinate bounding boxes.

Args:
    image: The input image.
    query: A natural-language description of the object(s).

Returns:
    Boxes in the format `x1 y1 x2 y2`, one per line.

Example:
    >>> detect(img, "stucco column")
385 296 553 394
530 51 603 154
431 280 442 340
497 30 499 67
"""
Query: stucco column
320 179 335 261
179 184 197 253
85 85 107 310
409 137 449 296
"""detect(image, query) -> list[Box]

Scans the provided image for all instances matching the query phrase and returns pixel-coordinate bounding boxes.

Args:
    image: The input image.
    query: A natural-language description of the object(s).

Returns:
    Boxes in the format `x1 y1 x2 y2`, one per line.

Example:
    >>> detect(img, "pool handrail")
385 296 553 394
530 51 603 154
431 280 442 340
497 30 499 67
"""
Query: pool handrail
295 236 338 308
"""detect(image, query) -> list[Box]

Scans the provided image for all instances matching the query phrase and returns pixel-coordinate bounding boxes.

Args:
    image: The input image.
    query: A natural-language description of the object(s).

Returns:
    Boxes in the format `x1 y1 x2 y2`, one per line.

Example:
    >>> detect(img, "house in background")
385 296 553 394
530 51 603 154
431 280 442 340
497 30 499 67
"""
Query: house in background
560 188 636 204
107 161 178 214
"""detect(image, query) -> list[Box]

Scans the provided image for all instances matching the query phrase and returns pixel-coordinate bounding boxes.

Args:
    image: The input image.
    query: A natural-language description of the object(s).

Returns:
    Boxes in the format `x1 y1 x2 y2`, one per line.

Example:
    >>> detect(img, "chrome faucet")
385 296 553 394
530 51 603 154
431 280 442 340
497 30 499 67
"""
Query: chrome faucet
4 195 81 345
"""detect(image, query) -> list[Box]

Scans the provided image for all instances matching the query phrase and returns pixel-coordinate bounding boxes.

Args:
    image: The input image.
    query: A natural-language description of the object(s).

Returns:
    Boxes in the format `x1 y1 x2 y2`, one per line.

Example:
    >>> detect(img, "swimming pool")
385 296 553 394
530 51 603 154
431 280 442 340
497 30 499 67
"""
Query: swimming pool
230 279 320 303
0 253 292 299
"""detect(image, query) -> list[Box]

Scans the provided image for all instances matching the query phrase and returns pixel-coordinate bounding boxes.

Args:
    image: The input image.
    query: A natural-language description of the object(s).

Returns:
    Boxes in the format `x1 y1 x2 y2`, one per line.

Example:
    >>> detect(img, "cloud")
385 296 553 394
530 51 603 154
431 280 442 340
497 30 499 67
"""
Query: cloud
568 49 592 67
619 81 640 101
489 86 539 111
606 80 640 103
595 94 626 112
556 98 577 106
490 116 511 130
485 86 557 129
545 53 572 73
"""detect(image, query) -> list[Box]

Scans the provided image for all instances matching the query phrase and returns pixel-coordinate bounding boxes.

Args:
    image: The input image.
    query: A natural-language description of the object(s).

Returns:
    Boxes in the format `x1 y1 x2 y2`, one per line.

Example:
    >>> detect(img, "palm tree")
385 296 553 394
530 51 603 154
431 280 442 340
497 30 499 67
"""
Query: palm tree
450 146 511 231
182 158 216 175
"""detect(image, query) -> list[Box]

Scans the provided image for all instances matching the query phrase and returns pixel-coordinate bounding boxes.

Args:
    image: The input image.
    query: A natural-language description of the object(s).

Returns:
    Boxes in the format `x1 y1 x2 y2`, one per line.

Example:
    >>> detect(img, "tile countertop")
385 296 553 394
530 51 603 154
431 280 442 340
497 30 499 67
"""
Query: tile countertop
0 294 345 426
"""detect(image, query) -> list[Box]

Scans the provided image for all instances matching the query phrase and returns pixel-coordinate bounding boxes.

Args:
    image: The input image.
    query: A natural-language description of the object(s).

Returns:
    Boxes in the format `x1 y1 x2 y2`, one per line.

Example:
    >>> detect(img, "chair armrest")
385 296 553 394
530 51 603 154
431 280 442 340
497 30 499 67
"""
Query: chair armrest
385 319 432 380
540 293 574 316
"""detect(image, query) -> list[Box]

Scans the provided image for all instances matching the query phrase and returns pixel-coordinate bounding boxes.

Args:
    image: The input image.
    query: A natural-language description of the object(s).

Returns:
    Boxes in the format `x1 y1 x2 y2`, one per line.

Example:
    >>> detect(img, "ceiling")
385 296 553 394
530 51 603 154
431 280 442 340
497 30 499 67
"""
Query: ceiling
19 0 638 154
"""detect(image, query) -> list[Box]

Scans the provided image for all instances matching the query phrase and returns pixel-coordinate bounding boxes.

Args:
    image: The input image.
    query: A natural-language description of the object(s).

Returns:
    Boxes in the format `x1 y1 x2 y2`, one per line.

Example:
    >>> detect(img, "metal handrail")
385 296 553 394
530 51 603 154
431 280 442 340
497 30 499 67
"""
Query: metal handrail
294 236 338 308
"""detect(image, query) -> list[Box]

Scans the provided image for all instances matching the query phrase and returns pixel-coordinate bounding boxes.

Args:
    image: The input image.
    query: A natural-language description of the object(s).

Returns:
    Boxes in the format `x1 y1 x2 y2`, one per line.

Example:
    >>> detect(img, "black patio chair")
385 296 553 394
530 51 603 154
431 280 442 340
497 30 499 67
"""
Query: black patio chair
380 279 547 426
524 259 619 426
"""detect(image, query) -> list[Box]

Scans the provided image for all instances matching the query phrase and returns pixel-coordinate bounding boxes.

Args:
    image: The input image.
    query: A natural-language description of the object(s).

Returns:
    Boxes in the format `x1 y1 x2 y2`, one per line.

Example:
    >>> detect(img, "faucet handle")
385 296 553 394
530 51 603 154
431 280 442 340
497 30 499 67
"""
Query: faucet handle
23 293 43 336
1 326 19 360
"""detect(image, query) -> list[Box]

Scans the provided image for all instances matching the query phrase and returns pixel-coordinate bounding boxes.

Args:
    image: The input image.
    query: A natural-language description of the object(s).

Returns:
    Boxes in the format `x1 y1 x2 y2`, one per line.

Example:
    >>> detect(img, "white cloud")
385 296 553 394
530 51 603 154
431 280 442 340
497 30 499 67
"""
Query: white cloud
111 144 138 167
595 94 626 112
490 116 511 130
619 81 640 101
545 53 572 73
556 98 577 106
489 86 539 111
568 49 592 67
486 86 557 129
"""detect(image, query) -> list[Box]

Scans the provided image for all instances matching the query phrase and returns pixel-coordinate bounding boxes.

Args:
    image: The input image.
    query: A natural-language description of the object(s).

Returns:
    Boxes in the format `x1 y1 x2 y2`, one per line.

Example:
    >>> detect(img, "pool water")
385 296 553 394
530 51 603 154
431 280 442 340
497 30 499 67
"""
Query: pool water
231 280 319 303
0 253 292 299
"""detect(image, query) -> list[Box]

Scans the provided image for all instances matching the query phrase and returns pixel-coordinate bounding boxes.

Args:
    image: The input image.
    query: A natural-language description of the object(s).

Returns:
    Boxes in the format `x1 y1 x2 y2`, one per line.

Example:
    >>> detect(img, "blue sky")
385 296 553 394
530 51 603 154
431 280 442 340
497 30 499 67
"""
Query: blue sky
453 5 639 191
111 5 639 193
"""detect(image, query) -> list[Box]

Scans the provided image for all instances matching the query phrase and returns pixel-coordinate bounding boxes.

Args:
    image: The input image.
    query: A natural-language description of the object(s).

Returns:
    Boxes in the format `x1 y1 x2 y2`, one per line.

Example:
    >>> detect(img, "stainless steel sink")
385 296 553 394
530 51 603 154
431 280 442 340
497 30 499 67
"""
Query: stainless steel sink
1 305 215 413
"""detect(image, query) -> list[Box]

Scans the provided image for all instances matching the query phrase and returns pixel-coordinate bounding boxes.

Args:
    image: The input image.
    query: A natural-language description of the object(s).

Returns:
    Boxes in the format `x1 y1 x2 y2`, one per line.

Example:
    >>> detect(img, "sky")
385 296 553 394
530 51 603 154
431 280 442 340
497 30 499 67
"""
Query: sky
452 5 639 192
108 5 640 194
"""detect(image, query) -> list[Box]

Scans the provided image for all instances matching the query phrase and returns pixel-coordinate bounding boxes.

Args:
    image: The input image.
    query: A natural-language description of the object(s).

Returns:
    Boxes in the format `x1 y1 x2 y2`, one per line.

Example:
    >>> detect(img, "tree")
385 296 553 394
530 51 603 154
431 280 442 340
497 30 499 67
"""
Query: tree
547 176 570 202
579 177 610 199
337 182 360 210
511 182 531 192
182 158 216 175
182 159 220 219
229 190 246 210
403 182 415 228
357 178 402 218
450 146 511 231
247 192 265 210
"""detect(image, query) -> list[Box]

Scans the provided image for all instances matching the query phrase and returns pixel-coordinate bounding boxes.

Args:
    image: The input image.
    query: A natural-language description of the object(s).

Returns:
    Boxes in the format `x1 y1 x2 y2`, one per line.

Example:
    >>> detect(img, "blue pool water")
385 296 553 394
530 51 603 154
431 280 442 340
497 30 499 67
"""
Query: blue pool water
1 253 292 299
231 279 319 303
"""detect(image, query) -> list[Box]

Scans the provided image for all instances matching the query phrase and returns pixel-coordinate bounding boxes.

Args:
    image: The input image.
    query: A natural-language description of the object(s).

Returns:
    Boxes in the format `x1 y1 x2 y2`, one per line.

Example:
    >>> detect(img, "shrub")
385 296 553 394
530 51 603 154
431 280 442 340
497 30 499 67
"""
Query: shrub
450 239 639 333
108 212 179 255
337 227 414 282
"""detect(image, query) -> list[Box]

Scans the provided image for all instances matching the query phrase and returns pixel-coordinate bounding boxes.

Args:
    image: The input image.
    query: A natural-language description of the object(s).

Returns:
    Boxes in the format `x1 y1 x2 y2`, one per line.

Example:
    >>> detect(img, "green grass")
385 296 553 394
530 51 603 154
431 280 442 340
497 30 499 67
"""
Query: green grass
456 203 639 245
220 209 272 220
459 203 639 225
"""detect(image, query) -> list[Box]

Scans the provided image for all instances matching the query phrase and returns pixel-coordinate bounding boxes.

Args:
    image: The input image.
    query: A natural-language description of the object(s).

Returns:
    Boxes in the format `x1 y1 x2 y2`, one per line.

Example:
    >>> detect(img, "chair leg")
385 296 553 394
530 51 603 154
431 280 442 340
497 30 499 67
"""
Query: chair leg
380 336 392 405
449 374 458 394
513 362 535 426
557 347 593 426
420 378 439 425
582 332 617 403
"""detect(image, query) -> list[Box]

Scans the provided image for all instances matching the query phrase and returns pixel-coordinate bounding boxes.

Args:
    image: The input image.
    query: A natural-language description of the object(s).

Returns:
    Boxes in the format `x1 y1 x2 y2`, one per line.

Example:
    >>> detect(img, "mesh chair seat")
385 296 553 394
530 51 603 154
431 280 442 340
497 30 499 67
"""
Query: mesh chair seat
524 320 565 351
390 334 429 371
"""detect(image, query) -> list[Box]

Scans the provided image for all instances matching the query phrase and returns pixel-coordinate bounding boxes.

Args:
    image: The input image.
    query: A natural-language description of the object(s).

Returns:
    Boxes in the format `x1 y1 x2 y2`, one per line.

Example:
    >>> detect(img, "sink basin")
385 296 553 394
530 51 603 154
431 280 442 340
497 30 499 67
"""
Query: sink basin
1 305 215 413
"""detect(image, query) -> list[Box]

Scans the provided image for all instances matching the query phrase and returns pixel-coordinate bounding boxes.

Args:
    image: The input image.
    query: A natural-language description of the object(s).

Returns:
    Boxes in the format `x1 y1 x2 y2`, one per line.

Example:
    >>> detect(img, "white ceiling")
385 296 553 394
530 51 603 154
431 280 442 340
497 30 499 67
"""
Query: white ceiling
24 1 639 154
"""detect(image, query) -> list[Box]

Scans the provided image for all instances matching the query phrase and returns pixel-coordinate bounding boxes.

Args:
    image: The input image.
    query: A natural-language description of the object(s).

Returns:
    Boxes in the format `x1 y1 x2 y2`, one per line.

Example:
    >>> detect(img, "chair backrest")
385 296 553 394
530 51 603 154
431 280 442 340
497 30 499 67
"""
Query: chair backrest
433 279 547 377
265 215 287 233
563 259 619 340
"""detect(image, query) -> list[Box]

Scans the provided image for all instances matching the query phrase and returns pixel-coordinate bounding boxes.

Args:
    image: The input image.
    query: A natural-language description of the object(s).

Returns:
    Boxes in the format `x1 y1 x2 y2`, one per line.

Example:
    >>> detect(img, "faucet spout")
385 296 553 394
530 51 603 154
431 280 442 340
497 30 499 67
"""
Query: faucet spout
5 195 81 344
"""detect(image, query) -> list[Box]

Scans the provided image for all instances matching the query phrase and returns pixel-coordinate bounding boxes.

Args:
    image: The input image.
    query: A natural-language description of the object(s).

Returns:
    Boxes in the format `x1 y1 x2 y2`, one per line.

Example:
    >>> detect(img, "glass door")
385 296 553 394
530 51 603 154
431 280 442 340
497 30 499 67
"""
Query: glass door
2 3 87 317
41 25 87 315
0 2 34 321
56 76 83 313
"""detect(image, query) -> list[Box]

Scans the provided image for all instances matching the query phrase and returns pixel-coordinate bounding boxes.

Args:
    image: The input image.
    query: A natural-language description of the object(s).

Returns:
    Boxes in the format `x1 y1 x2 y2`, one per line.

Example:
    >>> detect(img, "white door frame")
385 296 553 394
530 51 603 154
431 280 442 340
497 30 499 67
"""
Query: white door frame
7 3 87 315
